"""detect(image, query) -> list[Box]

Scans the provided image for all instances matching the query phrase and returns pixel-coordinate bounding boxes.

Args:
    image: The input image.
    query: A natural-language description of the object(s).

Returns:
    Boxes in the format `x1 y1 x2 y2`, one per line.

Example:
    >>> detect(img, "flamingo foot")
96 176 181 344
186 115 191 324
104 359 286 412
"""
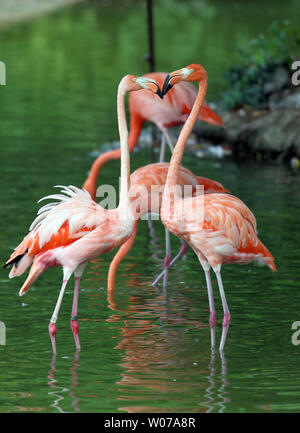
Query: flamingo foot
70 317 81 351
49 322 58 353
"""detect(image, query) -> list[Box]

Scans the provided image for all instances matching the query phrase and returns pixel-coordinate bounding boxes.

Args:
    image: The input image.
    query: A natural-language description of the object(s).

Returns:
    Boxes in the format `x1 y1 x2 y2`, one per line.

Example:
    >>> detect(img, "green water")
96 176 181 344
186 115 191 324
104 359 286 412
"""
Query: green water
1 0 300 413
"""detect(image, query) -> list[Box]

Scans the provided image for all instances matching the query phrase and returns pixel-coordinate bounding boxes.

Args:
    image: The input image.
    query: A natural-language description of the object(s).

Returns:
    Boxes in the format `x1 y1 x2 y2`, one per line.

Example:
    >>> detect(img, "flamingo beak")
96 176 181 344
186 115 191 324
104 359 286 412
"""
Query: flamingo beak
154 83 163 99
162 74 173 95
162 72 183 95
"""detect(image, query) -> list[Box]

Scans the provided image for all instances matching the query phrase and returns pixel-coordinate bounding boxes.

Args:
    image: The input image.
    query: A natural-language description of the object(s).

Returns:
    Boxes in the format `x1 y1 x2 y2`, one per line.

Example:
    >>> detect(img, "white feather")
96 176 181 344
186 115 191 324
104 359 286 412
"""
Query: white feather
29 185 106 249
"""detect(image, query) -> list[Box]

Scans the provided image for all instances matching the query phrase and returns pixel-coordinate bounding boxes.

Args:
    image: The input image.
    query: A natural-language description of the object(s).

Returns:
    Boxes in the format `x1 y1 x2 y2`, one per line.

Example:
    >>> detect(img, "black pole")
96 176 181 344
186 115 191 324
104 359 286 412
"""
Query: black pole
146 0 157 160
146 0 155 72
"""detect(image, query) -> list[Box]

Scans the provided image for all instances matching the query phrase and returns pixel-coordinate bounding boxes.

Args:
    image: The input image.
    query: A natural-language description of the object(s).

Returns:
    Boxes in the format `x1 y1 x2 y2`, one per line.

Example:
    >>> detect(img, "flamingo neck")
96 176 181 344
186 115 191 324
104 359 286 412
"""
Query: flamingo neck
83 111 143 202
117 84 131 212
165 74 208 188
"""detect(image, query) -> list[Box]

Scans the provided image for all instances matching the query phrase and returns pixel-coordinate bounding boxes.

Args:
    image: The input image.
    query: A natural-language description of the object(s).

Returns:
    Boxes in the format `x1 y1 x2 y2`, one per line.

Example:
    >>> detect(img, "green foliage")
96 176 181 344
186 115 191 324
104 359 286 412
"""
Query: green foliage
220 21 300 109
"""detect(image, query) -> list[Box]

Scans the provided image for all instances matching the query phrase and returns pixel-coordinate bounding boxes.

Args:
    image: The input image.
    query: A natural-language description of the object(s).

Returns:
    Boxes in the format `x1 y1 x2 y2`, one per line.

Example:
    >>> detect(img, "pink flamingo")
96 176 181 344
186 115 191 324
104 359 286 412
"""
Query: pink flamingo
107 162 228 291
160 64 276 350
4 75 162 353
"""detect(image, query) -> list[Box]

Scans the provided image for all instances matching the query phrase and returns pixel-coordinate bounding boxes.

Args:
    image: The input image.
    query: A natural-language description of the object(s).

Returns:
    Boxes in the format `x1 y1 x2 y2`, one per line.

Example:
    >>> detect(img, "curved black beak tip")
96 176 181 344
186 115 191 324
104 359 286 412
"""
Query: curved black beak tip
156 87 164 99
162 74 173 95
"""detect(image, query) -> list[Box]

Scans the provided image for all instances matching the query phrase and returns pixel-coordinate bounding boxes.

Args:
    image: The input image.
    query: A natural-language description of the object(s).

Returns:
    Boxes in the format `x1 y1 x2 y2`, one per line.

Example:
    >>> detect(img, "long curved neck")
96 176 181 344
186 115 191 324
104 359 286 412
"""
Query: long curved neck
107 219 139 291
117 83 131 210
83 112 143 201
165 75 208 188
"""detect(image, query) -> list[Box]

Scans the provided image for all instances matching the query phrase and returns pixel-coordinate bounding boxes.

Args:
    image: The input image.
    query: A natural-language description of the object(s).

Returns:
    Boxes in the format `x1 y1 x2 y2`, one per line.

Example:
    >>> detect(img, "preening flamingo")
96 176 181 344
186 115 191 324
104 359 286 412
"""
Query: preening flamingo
107 162 229 291
82 71 223 200
4 75 162 353
160 64 276 351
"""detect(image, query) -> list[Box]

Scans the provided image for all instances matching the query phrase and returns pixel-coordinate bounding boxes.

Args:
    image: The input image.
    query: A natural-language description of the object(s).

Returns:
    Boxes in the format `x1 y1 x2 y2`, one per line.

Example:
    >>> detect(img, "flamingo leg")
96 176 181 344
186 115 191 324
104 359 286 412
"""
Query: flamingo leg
197 256 216 347
159 131 167 162
164 129 174 153
152 240 188 286
204 269 216 348
70 263 86 351
158 130 174 289
70 277 81 351
162 228 171 289
49 278 69 353
214 269 231 351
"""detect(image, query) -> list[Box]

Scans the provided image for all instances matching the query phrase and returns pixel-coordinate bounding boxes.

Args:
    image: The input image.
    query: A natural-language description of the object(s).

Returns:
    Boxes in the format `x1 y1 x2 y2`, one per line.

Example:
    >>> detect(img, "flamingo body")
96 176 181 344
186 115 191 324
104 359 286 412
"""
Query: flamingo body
6 186 134 296
107 162 229 290
161 192 276 271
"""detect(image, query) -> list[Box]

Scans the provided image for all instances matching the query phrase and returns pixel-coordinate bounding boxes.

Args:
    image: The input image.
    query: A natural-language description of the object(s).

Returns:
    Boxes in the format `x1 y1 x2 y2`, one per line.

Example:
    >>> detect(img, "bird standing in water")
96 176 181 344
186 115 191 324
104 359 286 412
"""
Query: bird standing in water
4 75 162 353
160 64 276 351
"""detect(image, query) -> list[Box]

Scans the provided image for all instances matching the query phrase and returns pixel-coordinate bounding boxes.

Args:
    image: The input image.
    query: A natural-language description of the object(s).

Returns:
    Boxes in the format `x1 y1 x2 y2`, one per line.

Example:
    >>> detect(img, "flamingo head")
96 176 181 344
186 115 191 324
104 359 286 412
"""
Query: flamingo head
162 64 207 95
120 75 163 98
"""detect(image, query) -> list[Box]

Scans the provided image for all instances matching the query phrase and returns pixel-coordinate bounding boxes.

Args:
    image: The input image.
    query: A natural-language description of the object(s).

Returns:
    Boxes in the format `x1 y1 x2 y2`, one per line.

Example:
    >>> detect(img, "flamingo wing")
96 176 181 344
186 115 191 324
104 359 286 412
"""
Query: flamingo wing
5 186 107 277
187 193 275 270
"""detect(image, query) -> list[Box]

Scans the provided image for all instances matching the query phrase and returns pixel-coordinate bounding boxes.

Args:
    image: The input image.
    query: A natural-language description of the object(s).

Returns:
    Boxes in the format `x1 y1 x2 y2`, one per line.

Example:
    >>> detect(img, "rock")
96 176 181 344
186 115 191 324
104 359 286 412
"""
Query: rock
274 92 300 109
230 108 300 156
191 85 300 162
195 106 300 159
263 66 290 95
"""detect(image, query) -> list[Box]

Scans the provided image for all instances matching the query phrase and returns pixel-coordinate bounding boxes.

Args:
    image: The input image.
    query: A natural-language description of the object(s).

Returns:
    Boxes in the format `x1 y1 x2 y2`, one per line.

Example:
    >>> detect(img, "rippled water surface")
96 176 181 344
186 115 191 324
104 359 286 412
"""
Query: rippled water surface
1 0 300 413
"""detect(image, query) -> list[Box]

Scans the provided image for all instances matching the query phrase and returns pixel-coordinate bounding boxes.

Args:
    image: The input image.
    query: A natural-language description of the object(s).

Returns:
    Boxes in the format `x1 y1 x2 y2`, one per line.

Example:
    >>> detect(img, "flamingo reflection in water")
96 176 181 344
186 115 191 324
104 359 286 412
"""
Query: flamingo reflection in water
48 351 80 413
45 258 230 413
106 277 231 413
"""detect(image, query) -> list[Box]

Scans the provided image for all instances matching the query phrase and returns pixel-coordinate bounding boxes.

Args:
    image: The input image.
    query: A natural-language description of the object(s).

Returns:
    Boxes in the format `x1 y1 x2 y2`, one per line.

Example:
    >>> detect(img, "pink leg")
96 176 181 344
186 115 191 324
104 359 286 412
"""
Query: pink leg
70 277 81 351
215 270 231 351
162 228 171 289
204 269 216 348
48 322 58 354
163 252 171 289
49 278 69 353
152 240 188 286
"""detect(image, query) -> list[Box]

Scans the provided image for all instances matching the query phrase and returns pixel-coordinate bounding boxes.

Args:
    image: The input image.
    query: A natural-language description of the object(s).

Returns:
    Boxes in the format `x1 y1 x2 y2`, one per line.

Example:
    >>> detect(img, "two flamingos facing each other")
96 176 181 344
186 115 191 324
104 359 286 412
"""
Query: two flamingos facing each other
83 72 225 289
82 71 224 200
160 64 276 351
4 75 164 354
